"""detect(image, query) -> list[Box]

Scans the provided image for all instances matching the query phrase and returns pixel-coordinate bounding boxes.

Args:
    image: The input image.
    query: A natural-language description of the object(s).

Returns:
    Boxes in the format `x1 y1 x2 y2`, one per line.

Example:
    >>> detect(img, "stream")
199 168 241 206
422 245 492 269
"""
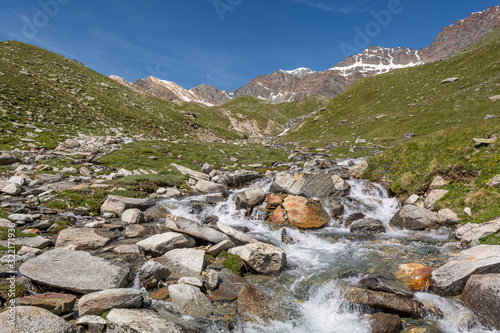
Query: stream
152 164 495 333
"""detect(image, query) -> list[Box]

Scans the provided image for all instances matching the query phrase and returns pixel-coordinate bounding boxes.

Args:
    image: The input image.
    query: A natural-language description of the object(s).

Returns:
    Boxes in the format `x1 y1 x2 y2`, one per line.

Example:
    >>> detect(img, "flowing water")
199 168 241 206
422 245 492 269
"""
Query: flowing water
157 171 496 333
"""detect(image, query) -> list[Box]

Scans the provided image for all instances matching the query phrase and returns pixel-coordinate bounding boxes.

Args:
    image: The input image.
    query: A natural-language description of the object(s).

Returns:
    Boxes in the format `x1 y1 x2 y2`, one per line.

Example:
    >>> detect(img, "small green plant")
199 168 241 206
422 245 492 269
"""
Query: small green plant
0 281 29 301
49 220 71 234
220 251 244 275
101 310 110 319
45 200 68 210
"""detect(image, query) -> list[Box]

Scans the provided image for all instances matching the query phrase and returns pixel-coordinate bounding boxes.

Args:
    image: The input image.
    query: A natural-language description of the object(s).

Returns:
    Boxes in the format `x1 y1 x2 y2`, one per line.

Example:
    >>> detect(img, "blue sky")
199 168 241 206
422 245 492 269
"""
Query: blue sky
1 0 498 91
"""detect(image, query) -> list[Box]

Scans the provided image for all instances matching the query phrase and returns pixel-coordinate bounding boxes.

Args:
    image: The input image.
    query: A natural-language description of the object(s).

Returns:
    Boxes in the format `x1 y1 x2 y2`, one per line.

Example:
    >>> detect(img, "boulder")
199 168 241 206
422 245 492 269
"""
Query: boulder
9 176 29 186
0 154 21 165
344 287 424 317
395 263 433 292
222 170 262 188
76 315 106 331
431 245 500 296
237 283 280 324
78 288 143 316
136 232 195 257
0 306 76 333
270 172 350 198
350 218 386 235
121 208 145 224
437 208 460 225
168 284 212 318
349 160 368 179
106 308 197 333
144 205 170 221
424 189 449 210
0 182 22 196
2 235 52 249
123 224 150 238
390 205 439 230
218 268 248 294
487 174 500 188
369 312 402 333
462 274 500 330
156 248 205 278
236 185 266 208
201 163 214 174
19 249 131 294
216 222 259 245
16 292 77 315
138 259 171 289
281 195 331 229
193 179 228 194
360 274 413 297
455 218 500 243
55 228 116 250
165 214 229 244
430 176 448 189
100 195 155 217
229 243 286 275
171 163 209 181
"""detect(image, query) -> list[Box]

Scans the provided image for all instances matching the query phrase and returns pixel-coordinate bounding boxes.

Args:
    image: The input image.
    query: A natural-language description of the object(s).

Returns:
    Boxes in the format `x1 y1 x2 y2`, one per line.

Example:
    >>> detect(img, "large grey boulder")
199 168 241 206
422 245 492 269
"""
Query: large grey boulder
136 232 195 257
121 208 145 224
165 214 229 244
106 308 196 333
19 249 131 294
78 288 143 316
138 260 171 289
216 222 260 245
431 245 500 296
0 306 76 333
55 228 116 250
462 274 500 330
156 248 205 278
390 205 439 230
168 284 212 318
236 185 266 208
455 218 500 243
229 243 286 275
100 195 155 217
270 172 350 198
350 218 386 235
424 189 449 210
193 179 228 194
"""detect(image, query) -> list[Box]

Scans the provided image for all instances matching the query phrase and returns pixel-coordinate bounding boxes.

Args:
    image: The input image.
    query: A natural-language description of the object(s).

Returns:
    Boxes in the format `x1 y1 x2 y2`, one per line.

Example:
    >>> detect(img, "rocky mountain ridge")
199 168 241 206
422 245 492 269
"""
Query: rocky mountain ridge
116 5 500 106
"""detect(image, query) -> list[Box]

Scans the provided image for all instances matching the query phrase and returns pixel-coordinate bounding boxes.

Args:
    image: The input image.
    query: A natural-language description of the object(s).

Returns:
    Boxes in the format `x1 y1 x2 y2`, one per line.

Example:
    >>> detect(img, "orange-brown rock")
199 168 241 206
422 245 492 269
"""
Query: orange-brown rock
282 195 330 229
395 263 433 291
16 292 77 315
150 287 170 301
269 205 287 224
266 193 287 208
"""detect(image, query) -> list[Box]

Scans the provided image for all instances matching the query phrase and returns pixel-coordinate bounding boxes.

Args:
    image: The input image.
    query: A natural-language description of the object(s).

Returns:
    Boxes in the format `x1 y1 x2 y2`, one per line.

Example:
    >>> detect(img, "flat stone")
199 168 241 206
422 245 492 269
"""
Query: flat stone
56 227 116 250
424 189 449 210
462 274 500 330
0 218 13 227
0 154 21 165
19 248 131 294
156 248 205 278
1 235 52 249
441 77 459 83
207 239 236 256
165 214 229 244
7 213 31 222
78 288 143 316
390 205 439 230
193 179 228 194
216 222 259 245
76 315 107 326
113 244 141 255
350 218 386 235
431 245 500 296
138 259 171 289
100 195 155 217
270 172 350 198
455 218 500 242
0 182 23 196
171 163 209 181
208 290 238 302
405 194 424 207
437 208 460 225
360 274 413 297
106 308 196 333
178 277 203 288
123 224 150 238
136 232 195 257
168 284 212 318
0 306 75 333
34 173 64 183
16 292 77 315
349 161 368 179
229 243 286 275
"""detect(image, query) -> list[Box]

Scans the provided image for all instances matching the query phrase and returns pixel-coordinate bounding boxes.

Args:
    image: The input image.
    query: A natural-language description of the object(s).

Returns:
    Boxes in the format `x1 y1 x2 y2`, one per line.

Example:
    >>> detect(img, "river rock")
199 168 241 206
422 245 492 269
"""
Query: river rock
216 222 259 245
138 259 171 289
156 248 205 277
462 274 500 330
144 205 171 221
55 227 116 250
455 218 500 243
437 208 460 225
204 270 221 291
106 308 196 333
136 232 195 257
168 284 212 318
100 195 155 217
236 185 266 208
321 198 344 217
237 283 280 324
121 208 145 224
222 170 262 188
193 179 228 194
165 214 229 244
350 218 386 235
207 239 236 256
16 292 77 315
0 306 76 333
369 312 402 333
395 263 433 292
219 268 247 294
78 288 143 316
0 154 21 165
424 189 449 210
390 205 439 230
270 172 350 198
19 248 131 294
229 243 286 275
360 274 414 297
123 224 150 238
344 287 424 317
349 160 368 179
0 182 23 196
431 245 500 296
281 195 331 229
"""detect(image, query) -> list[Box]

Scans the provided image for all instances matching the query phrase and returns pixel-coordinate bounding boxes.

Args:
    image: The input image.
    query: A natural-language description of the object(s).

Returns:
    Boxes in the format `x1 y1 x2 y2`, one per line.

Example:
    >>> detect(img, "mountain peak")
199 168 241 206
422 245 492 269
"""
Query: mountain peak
276 67 316 78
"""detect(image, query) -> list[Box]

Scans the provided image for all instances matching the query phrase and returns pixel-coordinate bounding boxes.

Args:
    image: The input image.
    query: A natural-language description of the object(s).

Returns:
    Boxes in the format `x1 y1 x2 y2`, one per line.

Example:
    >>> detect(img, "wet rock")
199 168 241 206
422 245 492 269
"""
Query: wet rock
462 274 500 330
430 176 448 189
350 218 386 235
138 260 171 289
268 205 287 224
165 214 229 244
78 288 143 316
345 212 366 227
219 268 247 294
270 172 350 198
0 182 22 196
156 248 205 278
121 208 145 224
106 308 197 333
321 198 344 217
266 193 287 207
55 228 116 250
431 245 500 296
236 185 266 208
100 195 155 217
0 154 21 165
424 189 449 210
193 179 228 194
281 195 331 229
16 292 77 315
136 232 196 257
222 170 262 188
349 160 368 179
216 222 259 245
344 287 424 317
455 218 500 243
229 243 286 275
237 283 280 324
437 208 460 225
168 284 212 318
19 248 131 294
144 205 170 221
395 263 433 292
208 290 238 302
123 224 150 238
150 287 170 301
360 274 413 297
390 205 439 230
0 306 76 333
369 312 402 333
207 239 236 256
